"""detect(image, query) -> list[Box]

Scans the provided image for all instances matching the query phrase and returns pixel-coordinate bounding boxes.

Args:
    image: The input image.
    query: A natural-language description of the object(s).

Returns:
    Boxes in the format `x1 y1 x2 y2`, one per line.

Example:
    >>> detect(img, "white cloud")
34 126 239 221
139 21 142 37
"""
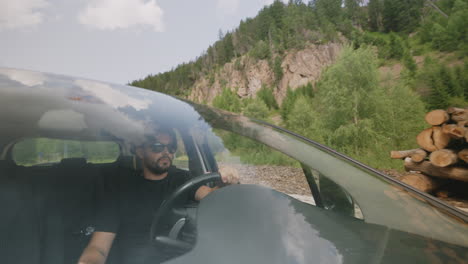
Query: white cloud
0 68 47 86
78 0 164 31
0 0 49 30
74 79 151 111
216 0 239 16
38 109 88 132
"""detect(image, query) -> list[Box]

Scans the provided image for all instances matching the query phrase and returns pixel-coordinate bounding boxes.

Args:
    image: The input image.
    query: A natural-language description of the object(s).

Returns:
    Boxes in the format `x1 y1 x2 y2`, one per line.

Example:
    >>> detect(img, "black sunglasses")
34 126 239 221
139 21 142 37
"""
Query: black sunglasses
148 143 177 154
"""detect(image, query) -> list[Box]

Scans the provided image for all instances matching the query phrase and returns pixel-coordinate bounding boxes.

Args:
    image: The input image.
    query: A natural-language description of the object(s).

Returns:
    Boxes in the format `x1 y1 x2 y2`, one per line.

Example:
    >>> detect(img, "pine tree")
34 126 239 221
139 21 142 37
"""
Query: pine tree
431 23 449 50
315 0 343 24
446 0 468 51
402 51 417 76
368 0 383 31
426 70 451 109
382 0 424 32
345 0 361 23
280 87 297 120
388 32 405 59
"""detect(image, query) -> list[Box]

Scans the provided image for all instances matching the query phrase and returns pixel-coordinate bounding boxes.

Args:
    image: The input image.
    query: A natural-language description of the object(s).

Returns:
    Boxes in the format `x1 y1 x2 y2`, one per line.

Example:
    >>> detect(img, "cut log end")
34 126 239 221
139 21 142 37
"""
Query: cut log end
448 107 468 125
425 109 449 126
429 149 458 167
442 124 466 139
417 127 451 152
458 149 468 163
417 128 437 152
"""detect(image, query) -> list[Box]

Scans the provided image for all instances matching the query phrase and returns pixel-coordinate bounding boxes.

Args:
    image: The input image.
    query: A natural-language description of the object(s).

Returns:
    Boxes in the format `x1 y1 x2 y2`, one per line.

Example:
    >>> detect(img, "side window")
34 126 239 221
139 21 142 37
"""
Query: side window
208 129 315 205
172 130 189 170
303 166 363 219
12 138 120 166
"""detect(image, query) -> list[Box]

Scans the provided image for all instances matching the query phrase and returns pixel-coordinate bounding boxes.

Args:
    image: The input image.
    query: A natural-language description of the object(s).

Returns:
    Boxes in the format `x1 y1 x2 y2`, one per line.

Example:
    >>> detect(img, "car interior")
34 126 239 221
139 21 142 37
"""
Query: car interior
0 127 211 264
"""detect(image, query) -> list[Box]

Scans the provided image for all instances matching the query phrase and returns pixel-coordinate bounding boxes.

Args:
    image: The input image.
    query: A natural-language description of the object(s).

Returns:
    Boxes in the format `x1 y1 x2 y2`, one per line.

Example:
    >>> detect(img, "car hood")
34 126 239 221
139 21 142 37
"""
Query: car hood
169 185 467 264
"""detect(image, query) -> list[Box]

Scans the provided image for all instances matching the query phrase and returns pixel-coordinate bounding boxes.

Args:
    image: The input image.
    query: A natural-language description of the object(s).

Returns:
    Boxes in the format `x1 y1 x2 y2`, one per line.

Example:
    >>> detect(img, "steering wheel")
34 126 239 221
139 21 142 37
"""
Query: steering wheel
149 172 222 250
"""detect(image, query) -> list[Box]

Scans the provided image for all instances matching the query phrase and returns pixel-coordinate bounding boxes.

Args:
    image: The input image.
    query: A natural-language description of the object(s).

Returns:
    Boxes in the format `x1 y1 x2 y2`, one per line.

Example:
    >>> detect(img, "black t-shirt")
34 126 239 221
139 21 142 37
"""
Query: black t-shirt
95 166 192 264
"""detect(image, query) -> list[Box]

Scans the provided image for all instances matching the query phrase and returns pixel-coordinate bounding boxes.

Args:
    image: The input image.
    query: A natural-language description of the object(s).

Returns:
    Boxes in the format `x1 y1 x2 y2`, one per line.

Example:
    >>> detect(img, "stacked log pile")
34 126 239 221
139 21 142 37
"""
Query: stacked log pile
391 107 468 209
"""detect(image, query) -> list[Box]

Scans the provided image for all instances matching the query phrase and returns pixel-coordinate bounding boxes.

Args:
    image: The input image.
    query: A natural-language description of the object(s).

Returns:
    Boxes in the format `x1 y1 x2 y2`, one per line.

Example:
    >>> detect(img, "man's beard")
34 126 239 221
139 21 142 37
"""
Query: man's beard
145 156 172 175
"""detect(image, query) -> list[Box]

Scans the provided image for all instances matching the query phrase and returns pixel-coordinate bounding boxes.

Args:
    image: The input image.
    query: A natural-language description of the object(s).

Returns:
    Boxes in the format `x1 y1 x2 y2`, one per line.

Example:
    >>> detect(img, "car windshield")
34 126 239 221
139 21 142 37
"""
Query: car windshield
1 68 467 264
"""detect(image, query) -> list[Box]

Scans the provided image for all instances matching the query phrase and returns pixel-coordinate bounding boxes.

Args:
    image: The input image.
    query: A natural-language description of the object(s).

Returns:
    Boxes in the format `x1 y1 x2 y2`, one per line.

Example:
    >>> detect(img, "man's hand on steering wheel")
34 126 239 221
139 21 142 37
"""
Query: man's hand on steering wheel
195 166 240 201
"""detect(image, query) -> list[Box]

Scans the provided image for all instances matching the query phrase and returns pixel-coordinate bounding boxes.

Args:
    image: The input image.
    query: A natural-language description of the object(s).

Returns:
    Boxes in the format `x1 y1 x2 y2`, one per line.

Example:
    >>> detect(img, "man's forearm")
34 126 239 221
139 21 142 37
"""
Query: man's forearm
194 185 219 201
78 231 115 264
77 245 108 264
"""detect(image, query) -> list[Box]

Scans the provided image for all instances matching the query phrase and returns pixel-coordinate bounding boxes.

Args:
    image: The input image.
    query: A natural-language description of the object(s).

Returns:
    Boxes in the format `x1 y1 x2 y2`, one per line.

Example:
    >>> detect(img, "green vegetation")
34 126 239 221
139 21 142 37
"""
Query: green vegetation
418 0 468 54
13 138 120 166
212 87 242 113
243 98 270 120
273 56 283 83
249 40 271 60
417 58 468 109
284 47 427 169
257 85 279 110
280 83 314 120
213 129 298 166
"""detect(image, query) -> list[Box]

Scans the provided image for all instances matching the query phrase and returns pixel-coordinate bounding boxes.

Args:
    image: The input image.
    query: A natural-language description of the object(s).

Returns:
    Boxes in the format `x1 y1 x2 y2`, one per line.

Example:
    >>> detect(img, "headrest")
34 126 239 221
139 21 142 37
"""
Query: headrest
0 159 16 169
118 155 142 171
58 158 87 168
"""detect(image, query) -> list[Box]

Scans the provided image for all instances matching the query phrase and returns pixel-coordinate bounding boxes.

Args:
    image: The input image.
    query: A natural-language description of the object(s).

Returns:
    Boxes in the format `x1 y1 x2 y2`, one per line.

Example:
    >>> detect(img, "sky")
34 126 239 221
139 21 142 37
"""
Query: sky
0 0 283 84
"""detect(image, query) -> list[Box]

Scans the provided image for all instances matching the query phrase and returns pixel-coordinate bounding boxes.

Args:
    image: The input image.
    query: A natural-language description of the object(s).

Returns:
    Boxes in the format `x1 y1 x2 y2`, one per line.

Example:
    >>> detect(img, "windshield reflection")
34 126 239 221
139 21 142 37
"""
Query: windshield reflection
0 68 467 250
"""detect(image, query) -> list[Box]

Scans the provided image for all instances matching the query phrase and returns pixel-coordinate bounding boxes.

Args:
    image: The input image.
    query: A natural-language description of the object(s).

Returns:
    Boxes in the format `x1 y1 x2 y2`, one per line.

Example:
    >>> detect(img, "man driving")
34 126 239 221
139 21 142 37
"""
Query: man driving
78 128 238 264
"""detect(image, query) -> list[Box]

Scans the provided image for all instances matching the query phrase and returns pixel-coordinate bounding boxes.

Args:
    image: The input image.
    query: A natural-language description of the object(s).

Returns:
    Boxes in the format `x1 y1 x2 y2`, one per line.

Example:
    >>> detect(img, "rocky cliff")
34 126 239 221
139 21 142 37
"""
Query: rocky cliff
188 42 343 105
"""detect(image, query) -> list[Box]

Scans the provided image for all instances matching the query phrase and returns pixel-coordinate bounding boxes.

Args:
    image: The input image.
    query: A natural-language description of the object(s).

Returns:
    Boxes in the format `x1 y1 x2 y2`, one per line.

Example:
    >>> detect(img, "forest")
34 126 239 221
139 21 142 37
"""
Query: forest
130 0 468 170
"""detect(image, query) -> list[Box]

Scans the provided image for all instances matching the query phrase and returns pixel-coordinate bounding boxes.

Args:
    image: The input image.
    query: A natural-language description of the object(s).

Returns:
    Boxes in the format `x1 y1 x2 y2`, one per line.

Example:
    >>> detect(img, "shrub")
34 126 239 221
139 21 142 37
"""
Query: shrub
273 56 283 84
388 32 405 59
249 40 271 60
243 99 270 120
257 85 279 110
280 87 297 121
212 87 242 113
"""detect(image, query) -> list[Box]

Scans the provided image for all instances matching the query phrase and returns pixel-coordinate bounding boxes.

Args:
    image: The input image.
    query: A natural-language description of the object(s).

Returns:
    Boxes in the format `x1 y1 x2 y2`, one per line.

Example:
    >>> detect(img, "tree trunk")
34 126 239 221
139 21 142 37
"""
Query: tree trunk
429 149 458 167
425 109 449 126
390 148 427 162
416 127 451 152
398 173 441 193
404 159 468 182
458 149 468 163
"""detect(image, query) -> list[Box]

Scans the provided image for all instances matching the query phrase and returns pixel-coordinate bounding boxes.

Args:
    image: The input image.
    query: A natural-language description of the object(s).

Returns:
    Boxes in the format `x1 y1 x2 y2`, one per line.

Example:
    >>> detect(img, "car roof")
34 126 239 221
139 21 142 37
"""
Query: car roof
0 68 205 153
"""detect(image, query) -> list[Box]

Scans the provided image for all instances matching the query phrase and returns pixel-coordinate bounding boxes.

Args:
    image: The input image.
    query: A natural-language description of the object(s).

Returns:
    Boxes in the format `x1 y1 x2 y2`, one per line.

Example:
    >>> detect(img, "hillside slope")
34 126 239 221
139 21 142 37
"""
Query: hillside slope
189 42 342 105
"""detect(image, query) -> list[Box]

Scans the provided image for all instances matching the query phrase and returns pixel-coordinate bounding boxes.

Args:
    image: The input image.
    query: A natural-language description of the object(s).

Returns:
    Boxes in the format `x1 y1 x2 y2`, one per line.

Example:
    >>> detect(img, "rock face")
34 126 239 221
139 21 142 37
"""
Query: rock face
188 42 343 105
277 42 342 103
